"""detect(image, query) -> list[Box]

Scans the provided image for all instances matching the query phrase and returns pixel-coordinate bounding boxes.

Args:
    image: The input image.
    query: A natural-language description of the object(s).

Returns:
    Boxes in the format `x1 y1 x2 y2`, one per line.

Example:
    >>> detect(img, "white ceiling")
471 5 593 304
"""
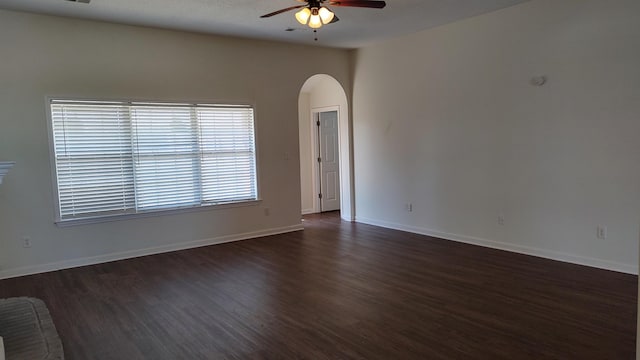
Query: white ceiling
0 0 531 48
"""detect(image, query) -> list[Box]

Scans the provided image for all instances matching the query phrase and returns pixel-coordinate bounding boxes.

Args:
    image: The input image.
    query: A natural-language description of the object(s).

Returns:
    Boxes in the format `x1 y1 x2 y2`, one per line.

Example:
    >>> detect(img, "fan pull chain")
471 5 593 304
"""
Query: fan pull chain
314 29 318 41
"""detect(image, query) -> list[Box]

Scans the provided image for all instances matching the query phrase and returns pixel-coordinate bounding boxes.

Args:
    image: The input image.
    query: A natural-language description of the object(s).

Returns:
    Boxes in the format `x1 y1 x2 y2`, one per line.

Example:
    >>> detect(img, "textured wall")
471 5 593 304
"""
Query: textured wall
352 0 640 273
0 10 350 277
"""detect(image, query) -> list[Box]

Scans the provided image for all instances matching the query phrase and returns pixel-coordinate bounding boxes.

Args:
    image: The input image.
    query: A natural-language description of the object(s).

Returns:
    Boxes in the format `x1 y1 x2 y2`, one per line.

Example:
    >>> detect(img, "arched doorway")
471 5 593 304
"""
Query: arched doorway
298 74 353 221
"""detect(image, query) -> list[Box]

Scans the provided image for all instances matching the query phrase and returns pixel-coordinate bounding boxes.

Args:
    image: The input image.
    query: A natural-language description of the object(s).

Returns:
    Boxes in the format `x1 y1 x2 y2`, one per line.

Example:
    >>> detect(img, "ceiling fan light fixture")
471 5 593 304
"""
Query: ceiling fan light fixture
308 8 323 29
318 7 334 24
261 0 387 36
308 14 322 29
295 7 311 25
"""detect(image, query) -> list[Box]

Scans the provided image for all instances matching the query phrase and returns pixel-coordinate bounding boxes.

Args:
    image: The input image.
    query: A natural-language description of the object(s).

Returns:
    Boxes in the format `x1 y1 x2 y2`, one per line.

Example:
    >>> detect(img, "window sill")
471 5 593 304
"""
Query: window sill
55 199 262 228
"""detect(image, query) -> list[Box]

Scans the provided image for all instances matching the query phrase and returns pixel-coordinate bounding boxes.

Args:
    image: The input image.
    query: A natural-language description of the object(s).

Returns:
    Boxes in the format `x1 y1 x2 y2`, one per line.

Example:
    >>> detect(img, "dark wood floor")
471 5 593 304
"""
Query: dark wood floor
0 212 636 359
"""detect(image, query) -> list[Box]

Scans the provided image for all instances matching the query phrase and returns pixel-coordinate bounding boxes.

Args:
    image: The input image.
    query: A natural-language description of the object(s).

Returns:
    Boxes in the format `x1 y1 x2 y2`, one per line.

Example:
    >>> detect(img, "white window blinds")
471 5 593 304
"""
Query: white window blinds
50 100 257 222
51 102 136 218
197 107 257 204
131 105 201 210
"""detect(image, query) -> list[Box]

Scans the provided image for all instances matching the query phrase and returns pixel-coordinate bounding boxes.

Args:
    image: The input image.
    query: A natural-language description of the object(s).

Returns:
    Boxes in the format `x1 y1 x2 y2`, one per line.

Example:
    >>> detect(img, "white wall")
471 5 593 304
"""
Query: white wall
352 0 640 273
298 92 314 214
0 10 350 278
299 76 352 220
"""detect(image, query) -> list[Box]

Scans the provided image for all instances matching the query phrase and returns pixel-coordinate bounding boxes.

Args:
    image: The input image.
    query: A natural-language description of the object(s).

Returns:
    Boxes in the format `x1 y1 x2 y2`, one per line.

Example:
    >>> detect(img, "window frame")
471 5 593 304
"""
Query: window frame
46 96 262 227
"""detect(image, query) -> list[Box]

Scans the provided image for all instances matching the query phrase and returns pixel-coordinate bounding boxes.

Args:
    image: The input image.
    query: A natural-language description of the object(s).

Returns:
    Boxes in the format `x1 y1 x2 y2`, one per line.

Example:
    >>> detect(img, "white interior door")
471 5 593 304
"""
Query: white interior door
318 111 340 212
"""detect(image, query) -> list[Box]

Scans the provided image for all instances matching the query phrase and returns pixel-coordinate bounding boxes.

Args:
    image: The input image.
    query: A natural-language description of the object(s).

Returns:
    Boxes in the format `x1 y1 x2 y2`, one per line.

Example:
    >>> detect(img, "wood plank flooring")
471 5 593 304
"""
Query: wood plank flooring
0 212 636 359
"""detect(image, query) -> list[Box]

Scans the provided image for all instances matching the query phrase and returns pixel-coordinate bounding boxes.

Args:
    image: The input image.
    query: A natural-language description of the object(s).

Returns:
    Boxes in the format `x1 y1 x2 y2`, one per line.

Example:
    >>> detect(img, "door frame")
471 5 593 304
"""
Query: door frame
310 105 341 214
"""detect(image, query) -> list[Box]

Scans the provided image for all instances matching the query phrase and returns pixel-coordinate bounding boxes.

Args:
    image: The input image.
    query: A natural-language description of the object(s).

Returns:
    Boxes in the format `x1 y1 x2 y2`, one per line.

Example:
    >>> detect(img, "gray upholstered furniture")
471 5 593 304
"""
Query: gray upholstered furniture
0 297 64 359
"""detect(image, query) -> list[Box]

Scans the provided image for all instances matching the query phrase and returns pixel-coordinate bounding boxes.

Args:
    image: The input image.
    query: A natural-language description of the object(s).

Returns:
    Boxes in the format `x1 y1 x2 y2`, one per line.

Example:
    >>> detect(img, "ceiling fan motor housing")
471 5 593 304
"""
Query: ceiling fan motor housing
308 0 323 9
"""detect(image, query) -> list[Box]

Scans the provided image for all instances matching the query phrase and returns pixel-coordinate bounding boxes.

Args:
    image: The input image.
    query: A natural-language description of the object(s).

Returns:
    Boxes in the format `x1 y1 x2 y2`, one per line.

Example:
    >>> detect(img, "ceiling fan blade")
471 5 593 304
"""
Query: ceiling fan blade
260 5 306 18
329 15 340 24
328 1 386 8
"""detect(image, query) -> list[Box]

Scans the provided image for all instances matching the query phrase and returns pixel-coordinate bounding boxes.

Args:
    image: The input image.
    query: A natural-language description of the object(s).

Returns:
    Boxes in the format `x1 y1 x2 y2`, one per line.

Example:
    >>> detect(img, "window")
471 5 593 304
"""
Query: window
49 99 258 223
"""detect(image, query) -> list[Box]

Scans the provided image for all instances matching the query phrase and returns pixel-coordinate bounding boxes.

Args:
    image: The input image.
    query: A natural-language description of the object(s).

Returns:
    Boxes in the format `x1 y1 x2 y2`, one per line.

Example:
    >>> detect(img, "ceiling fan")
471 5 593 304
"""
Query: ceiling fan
260 0 386 29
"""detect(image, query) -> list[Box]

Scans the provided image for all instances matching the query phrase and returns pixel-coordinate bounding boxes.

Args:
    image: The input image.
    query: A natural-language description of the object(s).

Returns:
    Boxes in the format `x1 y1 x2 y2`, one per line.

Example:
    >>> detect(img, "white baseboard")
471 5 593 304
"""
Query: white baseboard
356 216 637 275
0 224 304 280
301 208 316 215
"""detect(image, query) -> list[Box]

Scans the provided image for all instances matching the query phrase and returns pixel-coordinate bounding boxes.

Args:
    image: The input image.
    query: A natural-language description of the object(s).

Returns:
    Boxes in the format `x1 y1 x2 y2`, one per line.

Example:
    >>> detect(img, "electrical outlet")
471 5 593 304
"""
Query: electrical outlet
597 226 607 240
405 203 413 212
497 214 505 226
22 236 32 248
